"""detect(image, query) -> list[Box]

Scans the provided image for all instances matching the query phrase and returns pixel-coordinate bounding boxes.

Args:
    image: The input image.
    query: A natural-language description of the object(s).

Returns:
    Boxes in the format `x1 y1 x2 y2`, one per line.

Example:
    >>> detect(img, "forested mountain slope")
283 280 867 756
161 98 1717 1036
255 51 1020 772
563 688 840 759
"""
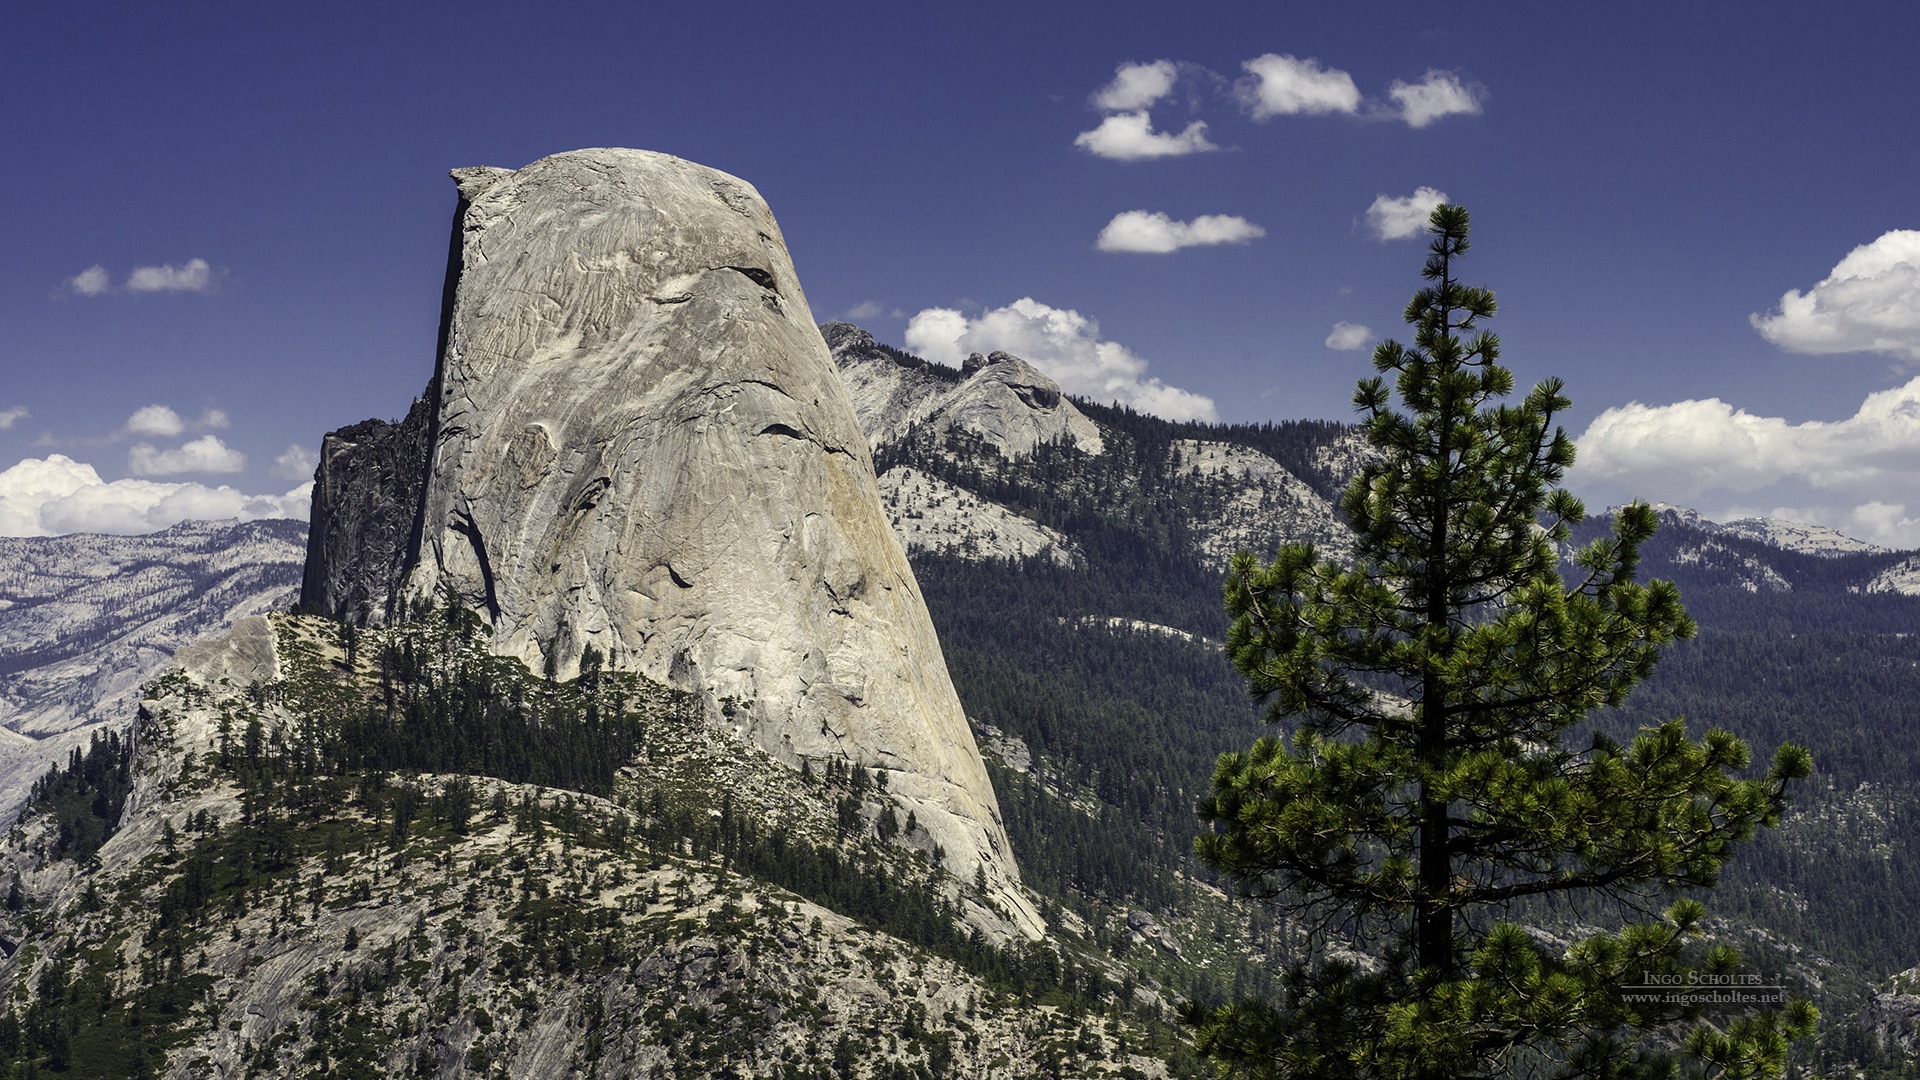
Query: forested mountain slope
829 331 1920 1076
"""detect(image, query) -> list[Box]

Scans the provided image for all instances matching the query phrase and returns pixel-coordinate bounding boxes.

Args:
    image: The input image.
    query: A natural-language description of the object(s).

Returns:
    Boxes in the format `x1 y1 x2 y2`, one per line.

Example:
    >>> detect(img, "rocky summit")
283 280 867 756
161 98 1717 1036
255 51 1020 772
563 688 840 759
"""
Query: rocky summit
823 322 1104 459
303 149 1040 938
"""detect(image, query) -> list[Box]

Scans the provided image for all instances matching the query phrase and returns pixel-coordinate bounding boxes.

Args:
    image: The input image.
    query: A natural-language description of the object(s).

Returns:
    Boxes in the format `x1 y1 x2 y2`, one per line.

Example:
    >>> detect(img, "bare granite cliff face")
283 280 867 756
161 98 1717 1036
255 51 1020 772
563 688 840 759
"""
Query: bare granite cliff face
303 149 1039 936
299 395 434 623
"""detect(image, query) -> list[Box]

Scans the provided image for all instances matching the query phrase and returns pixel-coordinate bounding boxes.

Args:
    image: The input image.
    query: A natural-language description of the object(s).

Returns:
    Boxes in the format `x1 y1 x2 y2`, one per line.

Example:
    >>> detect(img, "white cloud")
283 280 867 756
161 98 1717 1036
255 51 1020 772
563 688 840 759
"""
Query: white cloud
1750 230 1920 361
124 404 187 438
1386 71 1484 127
272 443 317 482
1575 376 1920 547
1365 187 1451 241
0 406 26 430
60 259 217 297
1095 210 1265 254
128 435 246 476
199 407 230 429
65 265 111 297
1325 322 1372 350
1073 111 1217 161
904 298 1218 421
125 258 214 294
1091 60 1180 112
0 454 309 537
843 300 887 321
1237 54 1361 120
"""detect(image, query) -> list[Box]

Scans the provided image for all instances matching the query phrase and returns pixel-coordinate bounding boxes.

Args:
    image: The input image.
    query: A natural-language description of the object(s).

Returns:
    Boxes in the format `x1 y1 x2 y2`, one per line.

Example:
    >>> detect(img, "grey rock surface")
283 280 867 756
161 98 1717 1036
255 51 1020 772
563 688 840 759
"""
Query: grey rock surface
825 322 1104 458
0 520 304 821
299 394 433 623
1170 438 1352 562
321 149 1038 936
877 466 1079 567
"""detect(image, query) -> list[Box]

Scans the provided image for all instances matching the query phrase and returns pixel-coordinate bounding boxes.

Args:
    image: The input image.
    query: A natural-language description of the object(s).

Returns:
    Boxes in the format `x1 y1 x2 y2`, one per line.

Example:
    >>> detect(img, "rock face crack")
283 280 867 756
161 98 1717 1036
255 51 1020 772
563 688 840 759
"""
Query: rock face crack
721 265 779 293
449 509 501 625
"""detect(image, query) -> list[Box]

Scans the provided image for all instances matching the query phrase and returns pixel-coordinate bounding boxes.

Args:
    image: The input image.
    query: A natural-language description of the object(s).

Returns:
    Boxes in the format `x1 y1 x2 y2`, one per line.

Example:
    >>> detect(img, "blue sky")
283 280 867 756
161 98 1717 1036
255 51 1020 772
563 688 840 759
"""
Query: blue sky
5 3 1920 544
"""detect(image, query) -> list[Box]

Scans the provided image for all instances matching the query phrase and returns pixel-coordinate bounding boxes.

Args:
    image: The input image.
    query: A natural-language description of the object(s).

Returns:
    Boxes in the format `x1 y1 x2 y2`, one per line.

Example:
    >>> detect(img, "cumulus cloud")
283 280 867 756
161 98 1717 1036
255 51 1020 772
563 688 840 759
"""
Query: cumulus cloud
128 435 246 476
1575 376 1920 547
1750 230 1920 361
59 258 216 297
0 454 309 537
1325 322 1373 350
1095 211 1265 253
903 298 1218 421
65 265 111 297
1074 112 1217 160
126 258 214 294
1365 187 1451 241
124 404 187 438
1237 54 1361 119
115 404 230 441
1091 60 1180 111
272 443 317 482
1386 71 1484 127
0 406 26 430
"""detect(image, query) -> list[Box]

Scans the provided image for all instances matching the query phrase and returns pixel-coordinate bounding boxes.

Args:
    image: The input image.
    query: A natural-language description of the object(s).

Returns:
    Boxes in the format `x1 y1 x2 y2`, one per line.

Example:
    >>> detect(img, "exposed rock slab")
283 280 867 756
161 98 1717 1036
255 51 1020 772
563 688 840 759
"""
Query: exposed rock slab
878 466 1079 567
1863 554 1920 596
309 149 1037 936
1170 439 1351 561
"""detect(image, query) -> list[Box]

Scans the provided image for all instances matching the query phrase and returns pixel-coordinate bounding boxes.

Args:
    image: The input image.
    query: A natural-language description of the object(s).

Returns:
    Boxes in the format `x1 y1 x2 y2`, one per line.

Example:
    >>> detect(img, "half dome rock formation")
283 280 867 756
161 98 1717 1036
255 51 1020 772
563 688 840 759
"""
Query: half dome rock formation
303 148 1041 937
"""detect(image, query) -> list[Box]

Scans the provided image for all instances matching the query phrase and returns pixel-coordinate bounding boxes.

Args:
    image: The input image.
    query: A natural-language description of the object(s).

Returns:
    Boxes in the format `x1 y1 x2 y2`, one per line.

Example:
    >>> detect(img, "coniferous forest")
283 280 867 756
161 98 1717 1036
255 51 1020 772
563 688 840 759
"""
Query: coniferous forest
890 396 1920 1077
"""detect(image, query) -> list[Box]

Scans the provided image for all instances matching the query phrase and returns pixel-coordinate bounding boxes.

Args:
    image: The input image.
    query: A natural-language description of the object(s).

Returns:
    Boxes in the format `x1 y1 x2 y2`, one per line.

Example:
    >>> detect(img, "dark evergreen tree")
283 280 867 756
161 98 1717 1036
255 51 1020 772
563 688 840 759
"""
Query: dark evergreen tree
1190 205 1815 1078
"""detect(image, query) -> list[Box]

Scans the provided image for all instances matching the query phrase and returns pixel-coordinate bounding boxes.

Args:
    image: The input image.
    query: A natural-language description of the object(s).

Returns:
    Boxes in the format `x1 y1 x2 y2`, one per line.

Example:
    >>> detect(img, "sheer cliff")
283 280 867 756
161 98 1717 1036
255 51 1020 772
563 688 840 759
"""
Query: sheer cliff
299 148 1039 937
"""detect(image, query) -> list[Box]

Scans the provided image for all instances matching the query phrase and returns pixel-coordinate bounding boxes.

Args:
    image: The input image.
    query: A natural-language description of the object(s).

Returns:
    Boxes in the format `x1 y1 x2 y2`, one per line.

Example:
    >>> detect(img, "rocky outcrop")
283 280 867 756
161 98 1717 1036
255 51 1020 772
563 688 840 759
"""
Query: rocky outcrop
878 466 1079 567
1862 966 1920 1055
825 322 1104 457
305 149 1039 937
299 395 433 623
1863 554 1920 596
1171 439 1352 562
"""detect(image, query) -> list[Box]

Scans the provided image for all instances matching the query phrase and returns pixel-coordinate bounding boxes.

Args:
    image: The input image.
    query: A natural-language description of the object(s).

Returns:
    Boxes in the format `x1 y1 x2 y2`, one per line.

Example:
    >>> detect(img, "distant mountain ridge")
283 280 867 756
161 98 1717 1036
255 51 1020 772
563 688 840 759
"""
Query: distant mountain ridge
1605 502 1918 597
825 324 1354 572
0 518 304 819
823 322 1105 458
1645 502 1889 558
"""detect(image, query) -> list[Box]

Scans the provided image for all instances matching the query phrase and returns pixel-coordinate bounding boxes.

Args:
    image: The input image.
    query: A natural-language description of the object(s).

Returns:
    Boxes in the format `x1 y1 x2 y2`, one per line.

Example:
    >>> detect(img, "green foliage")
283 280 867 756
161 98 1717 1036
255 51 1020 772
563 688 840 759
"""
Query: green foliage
27 728 133 862
1191 205 1814 1078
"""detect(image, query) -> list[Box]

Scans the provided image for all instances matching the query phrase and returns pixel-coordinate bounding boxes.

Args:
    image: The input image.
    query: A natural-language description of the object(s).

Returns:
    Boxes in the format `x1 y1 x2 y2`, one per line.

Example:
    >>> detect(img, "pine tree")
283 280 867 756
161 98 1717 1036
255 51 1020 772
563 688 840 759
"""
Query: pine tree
1190 204 1815 1079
